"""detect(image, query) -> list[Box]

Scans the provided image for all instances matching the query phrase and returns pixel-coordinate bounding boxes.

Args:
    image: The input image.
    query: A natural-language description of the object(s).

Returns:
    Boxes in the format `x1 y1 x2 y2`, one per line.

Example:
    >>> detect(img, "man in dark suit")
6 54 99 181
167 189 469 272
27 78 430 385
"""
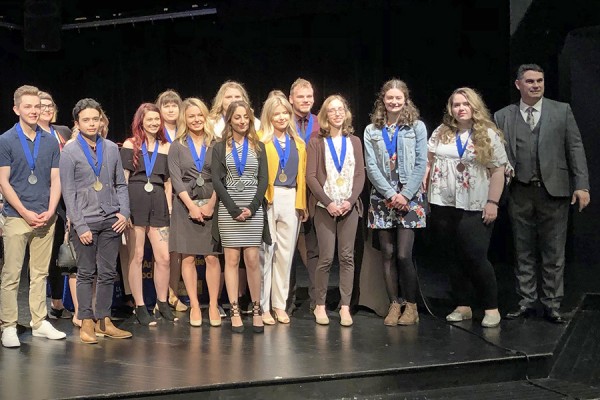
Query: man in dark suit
494 64 590 324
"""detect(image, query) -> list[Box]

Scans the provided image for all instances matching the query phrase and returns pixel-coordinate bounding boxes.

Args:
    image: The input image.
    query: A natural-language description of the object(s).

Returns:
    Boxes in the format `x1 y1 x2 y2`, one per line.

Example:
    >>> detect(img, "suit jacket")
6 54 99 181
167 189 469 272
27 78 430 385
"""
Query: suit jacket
494 98 589 197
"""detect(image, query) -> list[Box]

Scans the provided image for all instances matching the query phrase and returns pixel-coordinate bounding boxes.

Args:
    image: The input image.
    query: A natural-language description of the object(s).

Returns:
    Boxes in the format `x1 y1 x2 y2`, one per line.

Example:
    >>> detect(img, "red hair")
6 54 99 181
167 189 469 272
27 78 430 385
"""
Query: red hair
130 103 166 170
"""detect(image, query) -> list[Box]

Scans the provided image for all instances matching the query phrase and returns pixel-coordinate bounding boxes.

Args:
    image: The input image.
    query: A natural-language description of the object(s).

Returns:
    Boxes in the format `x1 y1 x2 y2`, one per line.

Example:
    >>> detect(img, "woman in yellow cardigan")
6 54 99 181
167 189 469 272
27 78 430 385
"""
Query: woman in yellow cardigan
259 95 307 325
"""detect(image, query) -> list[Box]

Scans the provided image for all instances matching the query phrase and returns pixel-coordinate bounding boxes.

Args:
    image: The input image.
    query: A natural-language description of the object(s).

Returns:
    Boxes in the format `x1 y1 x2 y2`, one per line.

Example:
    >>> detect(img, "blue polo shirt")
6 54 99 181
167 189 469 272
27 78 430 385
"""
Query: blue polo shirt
0 123 60 217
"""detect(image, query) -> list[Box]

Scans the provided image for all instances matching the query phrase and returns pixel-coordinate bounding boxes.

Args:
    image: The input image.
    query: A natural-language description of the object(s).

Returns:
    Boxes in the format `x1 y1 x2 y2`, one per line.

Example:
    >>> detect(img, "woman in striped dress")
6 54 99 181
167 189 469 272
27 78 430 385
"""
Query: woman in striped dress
211 100 270 333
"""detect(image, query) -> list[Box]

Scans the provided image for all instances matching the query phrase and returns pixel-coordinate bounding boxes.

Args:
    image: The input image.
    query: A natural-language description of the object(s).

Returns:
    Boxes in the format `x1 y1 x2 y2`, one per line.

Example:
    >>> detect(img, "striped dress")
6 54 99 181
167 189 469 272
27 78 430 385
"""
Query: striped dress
218 147 264 247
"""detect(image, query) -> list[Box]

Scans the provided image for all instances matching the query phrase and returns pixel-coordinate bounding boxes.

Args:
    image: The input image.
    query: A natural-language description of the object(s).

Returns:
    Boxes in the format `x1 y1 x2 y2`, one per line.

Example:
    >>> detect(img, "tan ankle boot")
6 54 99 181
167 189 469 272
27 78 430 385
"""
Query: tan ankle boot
398 302 419 325
95 317 132 339
80 319 98 344
384 302 402 326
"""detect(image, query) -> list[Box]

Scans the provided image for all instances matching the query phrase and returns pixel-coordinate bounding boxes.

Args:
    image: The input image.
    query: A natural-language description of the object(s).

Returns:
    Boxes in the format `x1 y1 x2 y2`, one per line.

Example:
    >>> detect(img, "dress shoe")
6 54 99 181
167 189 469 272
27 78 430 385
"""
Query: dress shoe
230 302 244 333
252 301 264 333
482 312 501 328
505 306 535 320
168 289 189 312
189 307 202 327
313 306 330 325
544 310 567 324
209 305 222 327
398 302 419 326
80 319 98 344
262 311 276 325
446 308 473 322
339 306 353 327
273 308 290 324
95 317 133 339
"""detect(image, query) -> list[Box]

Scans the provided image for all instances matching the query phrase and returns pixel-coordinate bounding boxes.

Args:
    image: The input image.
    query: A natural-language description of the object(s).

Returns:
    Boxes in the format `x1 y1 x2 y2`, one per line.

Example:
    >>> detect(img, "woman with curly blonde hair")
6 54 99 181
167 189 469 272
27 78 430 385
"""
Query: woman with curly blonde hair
364 79 428 326
427 87 508 328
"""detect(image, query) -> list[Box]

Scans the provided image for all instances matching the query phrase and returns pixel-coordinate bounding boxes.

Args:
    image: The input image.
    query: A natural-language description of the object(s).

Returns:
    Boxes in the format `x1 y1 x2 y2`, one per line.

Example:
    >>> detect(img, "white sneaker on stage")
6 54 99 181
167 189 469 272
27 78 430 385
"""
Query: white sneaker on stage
32 320 67 340
1 326 21 348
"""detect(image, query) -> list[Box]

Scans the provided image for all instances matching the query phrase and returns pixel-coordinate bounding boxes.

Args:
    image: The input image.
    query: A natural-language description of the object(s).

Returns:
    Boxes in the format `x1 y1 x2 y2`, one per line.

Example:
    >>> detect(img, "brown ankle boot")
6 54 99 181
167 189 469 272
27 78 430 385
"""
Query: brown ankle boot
95 317 133 339
80 319 98 344
398 302 419 325
384 302 401 326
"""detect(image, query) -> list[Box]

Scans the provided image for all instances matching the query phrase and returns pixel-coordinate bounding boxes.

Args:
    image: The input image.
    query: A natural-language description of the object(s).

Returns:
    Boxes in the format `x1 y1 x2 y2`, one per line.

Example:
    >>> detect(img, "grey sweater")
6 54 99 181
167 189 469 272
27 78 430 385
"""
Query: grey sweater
59 137 130 236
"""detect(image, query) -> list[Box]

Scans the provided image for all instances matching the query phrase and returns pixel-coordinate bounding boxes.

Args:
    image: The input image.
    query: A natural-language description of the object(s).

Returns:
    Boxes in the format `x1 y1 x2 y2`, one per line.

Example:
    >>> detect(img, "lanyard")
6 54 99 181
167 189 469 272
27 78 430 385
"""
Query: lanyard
186 136 207 174
77 134 103 177
325 135 346 173
16 123 41 173
455 130 472 160
231 137 249 177
273 134 291 171
382 125 400 158
142 140 159 179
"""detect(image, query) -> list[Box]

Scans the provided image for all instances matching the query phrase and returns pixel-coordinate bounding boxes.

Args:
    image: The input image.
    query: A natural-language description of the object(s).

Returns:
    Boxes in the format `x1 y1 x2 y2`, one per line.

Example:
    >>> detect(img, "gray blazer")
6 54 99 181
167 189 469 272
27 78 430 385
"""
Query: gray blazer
494 98 589 197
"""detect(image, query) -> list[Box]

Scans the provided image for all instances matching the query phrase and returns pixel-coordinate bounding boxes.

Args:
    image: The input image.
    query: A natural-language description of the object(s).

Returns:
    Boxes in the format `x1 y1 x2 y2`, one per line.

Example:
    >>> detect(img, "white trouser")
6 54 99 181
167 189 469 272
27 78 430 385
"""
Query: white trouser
261 187 300 311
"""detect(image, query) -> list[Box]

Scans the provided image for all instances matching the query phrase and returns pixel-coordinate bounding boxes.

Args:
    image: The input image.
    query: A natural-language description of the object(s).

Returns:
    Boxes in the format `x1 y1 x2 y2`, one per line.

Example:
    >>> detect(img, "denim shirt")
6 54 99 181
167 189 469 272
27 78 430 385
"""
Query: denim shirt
363 120 428 200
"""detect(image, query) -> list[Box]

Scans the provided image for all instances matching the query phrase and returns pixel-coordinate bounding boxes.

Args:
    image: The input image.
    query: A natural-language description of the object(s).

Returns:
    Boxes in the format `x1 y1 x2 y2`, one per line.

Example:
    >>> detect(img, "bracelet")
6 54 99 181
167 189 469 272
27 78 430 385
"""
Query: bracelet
486 199 500 207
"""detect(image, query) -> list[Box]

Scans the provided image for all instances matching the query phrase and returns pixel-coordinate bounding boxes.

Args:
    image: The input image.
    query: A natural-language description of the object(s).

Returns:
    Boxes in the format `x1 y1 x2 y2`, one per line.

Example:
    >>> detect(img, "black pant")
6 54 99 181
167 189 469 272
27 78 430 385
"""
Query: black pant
48 216 66 300
431 205 498 309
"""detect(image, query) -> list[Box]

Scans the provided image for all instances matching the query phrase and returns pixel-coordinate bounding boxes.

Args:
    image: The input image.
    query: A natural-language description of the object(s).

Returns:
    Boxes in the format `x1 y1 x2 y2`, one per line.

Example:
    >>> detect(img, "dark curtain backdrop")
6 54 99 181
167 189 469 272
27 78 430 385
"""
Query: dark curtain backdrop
0 0 509 142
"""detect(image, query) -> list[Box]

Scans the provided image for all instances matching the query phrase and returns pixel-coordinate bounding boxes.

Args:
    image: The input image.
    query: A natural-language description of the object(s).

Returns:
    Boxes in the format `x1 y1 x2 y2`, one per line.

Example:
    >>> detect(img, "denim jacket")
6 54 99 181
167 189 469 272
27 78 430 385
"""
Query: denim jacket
363 120 428 200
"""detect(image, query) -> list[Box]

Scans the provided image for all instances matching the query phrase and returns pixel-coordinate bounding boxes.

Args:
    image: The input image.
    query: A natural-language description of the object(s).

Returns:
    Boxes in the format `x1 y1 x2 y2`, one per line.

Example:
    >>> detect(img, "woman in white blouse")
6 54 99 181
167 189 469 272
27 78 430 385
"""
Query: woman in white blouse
427 87 507 328
306 95 365 327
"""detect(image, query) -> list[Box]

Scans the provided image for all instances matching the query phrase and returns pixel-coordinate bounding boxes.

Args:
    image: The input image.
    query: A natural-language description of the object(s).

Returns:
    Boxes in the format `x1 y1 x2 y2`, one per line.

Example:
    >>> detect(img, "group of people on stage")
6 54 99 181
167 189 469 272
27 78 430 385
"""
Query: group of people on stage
0 63 590 348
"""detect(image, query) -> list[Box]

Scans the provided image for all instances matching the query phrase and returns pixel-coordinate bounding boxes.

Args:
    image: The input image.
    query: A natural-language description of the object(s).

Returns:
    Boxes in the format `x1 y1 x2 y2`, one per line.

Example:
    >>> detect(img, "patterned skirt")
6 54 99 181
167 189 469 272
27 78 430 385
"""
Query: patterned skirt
368 185 428 229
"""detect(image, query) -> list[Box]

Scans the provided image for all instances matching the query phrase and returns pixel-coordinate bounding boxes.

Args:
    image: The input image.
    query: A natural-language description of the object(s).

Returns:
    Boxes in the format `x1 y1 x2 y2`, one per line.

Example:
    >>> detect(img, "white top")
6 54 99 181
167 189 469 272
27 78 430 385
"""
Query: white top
319 135 355 207
212 116 261 139
519 98 543 128
427 125 508 211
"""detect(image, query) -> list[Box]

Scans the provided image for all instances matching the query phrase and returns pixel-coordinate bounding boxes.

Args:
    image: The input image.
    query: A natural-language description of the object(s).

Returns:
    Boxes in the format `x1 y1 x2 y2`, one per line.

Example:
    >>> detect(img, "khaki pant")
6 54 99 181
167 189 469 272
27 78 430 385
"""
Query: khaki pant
0 216 56 329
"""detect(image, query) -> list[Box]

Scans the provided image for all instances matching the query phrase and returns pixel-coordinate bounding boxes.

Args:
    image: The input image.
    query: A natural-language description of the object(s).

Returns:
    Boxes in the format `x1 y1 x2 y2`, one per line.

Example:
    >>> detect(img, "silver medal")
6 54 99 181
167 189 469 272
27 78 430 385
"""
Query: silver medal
28 173 38 185
235 180 245 192
196 176 204 187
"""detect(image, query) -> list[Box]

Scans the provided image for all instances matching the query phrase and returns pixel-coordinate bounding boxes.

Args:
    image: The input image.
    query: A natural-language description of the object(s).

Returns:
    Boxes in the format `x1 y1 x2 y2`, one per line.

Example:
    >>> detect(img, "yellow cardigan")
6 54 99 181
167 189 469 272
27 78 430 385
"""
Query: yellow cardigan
260 131 307 211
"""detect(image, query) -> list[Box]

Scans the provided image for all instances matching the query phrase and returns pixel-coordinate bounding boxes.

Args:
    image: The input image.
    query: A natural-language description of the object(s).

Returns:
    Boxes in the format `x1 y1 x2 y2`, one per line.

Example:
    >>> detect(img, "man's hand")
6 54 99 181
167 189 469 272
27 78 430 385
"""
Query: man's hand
571 190 590 212
79 230 93 245
112 213 128 233
22 209 44 227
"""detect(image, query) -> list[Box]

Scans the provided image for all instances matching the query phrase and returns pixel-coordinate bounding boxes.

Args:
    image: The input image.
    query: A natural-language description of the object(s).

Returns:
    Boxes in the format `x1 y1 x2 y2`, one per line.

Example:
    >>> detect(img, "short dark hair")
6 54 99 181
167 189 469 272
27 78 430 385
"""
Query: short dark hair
72 98 102 121
516 64 544 80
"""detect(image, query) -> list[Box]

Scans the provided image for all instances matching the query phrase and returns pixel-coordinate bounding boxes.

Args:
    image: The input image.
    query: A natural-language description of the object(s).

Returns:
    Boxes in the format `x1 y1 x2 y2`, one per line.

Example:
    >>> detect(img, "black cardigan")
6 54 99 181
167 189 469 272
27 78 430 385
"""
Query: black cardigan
210 140 272 246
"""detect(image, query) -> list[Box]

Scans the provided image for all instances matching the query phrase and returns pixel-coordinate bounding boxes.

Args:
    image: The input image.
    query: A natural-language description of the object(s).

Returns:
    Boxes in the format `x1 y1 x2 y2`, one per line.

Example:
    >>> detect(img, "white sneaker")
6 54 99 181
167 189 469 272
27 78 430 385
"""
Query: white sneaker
1 327 21 348
32 320 67 340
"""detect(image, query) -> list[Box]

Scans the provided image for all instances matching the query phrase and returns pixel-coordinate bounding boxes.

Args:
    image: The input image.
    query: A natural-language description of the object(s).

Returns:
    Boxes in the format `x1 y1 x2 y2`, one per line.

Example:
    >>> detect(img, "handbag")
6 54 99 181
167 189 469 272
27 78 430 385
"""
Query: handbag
57 223 77 272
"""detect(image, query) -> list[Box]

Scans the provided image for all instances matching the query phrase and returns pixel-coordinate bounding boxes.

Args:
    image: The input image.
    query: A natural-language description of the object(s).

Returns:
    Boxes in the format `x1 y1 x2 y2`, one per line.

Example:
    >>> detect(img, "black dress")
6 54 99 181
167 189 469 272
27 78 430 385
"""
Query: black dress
120 147 170 227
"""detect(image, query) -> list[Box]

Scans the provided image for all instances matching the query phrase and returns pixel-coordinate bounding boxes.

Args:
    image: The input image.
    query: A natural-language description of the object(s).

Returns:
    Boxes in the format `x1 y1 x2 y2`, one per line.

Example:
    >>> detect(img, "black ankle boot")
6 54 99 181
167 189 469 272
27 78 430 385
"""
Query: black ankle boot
155 301 178 322
135 305 157 326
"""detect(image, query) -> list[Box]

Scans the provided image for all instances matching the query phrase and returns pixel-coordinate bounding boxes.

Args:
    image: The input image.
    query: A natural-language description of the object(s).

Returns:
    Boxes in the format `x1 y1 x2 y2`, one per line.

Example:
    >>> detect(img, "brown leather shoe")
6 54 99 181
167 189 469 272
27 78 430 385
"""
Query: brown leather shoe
95 317 132 339
398 302 419 325
80 319 98 344
384 302 401 326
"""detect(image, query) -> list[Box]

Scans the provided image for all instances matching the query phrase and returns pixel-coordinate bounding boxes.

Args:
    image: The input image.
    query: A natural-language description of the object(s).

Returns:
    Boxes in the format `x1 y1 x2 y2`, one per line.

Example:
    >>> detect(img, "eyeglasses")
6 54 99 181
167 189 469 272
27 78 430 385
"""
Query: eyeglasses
327 107 346 115
41 104 55 110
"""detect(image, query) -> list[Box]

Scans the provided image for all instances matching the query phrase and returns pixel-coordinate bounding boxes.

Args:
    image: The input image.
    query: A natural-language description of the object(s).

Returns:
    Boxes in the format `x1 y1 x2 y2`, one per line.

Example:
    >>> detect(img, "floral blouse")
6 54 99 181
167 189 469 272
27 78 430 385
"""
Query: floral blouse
318 135 355 207
428 125 508 211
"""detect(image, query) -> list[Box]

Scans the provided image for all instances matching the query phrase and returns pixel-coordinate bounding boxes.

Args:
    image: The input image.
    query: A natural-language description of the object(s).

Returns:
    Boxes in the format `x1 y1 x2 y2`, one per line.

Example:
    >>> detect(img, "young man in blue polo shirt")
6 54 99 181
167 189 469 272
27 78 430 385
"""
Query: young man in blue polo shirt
0 85 66 348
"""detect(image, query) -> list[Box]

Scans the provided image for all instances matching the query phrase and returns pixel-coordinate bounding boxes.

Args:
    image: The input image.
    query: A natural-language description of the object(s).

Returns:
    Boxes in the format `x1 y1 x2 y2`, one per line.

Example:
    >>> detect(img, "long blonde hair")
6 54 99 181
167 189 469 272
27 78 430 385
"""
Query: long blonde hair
259 96 298 144
223 101 261 153
209 81 251 120
436 87 503 165
176 98 214 147
317 95 354 137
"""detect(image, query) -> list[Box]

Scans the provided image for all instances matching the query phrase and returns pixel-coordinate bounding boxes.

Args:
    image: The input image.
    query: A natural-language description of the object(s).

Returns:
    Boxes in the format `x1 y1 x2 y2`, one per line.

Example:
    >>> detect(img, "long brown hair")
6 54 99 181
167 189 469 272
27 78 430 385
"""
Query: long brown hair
222 101 261 153
370 79 420 128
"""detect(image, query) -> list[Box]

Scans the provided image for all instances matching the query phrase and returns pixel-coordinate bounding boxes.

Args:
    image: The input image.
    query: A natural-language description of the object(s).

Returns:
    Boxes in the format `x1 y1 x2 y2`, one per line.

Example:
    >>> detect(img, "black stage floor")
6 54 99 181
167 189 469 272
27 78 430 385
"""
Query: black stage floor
0 300 571 400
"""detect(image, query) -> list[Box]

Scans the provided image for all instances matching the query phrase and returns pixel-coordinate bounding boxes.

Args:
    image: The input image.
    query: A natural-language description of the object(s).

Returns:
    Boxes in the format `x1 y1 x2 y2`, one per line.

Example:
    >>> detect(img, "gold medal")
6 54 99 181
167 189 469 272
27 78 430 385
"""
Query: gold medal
93 178 103 192
336 177 345 187
279 172 288 183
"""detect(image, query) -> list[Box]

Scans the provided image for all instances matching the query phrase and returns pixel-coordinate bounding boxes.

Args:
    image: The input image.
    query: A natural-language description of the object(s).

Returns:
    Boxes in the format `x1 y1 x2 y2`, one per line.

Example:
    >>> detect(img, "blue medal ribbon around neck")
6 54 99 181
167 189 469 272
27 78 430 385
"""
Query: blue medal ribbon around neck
382 125 400 159
142 140 159 180
231 137 249 177
16 123 41 174
164 127 176 143
455 130 472 160
273 134 291 172
325 135 347 174
77 134 103 178
186 136 207 174
296 114 314 143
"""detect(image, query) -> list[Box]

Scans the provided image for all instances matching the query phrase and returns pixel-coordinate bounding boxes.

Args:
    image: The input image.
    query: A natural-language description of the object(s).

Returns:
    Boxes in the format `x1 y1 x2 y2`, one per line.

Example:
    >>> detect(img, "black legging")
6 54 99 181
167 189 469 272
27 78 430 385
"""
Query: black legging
431 205 498 309
48 216 66 301
379 228 417 303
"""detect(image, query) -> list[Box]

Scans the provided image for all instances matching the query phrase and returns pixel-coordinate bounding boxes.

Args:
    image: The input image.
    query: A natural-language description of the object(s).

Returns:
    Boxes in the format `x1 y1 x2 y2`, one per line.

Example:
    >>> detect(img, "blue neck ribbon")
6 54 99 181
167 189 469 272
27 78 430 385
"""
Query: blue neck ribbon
273 134 291 171
142 140 159 179
16 123 41 173
382 125 400 159
231 137 249 177
186 136 207 174
455 130 472 160
77 134 103 177
325 135 347 173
